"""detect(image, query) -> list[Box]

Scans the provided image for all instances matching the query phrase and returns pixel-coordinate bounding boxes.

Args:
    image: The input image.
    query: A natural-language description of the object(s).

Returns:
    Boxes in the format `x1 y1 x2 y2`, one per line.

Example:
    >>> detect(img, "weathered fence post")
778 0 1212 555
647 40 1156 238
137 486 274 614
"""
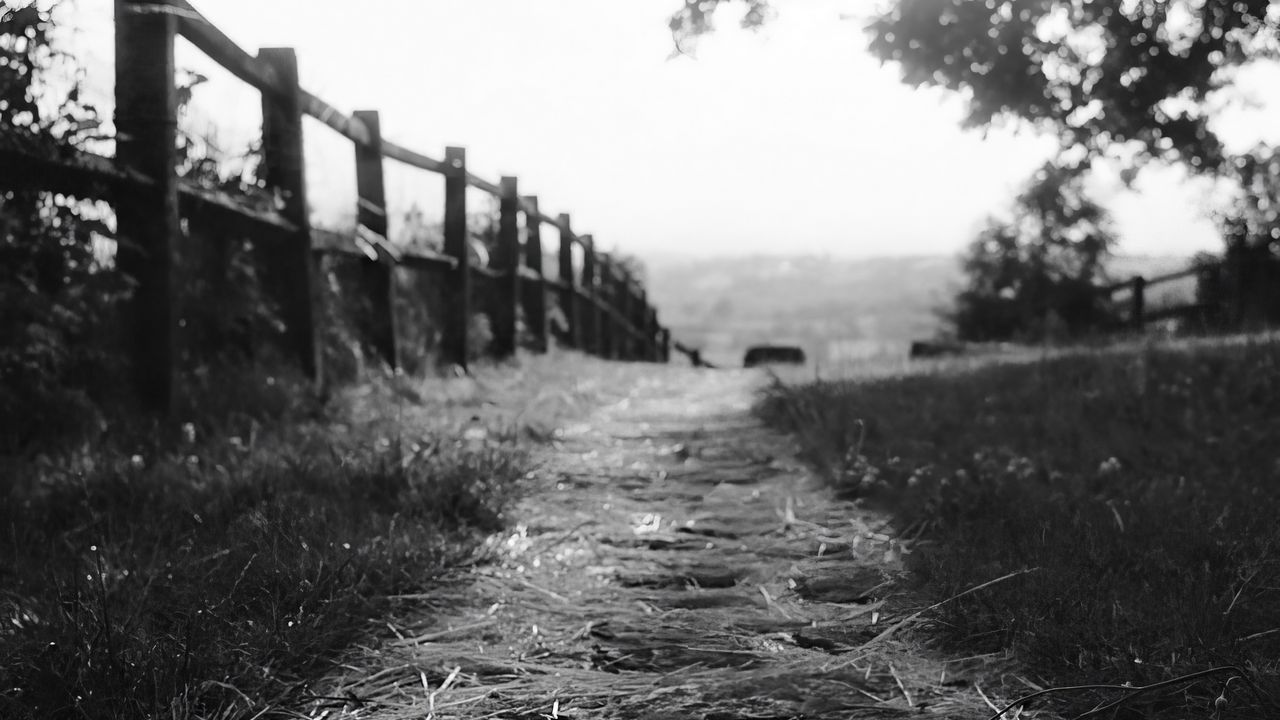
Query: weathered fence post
580 234 599 356
258 47 321 383
353 110 397 369
580 241 594 356
631 287 643 359
614 267 631 360
598 257 617 359
631 284 647 361
557 214 579 348
442 147 470 370
1130 275 1146 329
659 327 672 363
115 0 180 412
640 292 657 361
648 307 661 362
491 176 520 358
522 196 548 352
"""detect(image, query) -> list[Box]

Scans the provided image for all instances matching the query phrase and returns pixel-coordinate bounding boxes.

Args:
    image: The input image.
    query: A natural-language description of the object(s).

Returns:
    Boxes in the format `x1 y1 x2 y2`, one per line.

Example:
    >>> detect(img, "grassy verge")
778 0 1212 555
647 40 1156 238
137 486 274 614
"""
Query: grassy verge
0 353 602 719
758 337 1280 718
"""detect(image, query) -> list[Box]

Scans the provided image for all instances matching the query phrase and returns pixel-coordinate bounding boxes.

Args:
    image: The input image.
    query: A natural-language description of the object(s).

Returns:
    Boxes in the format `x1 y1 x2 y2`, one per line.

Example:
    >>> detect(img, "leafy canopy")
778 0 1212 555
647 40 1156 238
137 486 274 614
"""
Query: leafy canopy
867 0 1279 172
674 0 1279 172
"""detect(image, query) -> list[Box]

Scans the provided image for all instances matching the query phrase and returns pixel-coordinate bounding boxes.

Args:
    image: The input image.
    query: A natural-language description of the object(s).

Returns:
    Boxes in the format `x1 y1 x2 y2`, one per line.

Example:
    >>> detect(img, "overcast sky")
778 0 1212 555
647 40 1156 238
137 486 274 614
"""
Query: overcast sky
65 0 1279 261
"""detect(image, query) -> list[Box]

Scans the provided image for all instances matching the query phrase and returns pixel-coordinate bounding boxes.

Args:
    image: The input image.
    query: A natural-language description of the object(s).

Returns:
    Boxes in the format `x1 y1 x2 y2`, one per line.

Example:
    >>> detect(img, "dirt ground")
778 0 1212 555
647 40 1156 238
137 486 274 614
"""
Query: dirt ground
309 364 1012 719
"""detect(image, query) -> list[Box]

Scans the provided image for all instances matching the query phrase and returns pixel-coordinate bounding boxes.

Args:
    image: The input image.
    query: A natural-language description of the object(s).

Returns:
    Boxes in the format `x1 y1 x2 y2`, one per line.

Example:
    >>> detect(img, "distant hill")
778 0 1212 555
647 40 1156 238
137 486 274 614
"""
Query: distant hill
644 253 1197 367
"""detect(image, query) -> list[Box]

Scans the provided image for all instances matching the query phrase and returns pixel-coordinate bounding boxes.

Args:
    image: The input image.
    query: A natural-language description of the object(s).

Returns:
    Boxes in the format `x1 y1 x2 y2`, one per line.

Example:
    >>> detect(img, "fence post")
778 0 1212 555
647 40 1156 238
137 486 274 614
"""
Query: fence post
522 196 548 352
660 327 672 363
1130 275 1146 329
442 147 470 370
353 110 397 369
258 47 321 384
631 284 647 361
557 213 579 348
580 234 599 356
648 307 661 362
115 0 180 412
491 176 520 358
598 257 616 359
639 291 656 361
614 267 631 360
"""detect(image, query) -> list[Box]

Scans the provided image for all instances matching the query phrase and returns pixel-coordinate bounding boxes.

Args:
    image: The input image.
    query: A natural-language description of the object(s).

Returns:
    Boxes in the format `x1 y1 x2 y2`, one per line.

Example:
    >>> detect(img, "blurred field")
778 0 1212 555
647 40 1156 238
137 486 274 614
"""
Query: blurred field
756 333 1280 718
646 253 1194 368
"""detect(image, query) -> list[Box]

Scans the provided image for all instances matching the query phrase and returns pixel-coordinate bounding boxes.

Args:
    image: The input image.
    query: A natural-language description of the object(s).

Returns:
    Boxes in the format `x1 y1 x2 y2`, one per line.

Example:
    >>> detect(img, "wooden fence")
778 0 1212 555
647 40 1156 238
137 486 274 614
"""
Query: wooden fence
1 0 694 412
1103 264 1216 329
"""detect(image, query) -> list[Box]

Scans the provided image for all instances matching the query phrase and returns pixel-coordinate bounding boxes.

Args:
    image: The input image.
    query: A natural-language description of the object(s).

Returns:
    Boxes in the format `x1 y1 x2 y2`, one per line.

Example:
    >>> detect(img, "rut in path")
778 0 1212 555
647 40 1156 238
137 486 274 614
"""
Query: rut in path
318 367 1001 719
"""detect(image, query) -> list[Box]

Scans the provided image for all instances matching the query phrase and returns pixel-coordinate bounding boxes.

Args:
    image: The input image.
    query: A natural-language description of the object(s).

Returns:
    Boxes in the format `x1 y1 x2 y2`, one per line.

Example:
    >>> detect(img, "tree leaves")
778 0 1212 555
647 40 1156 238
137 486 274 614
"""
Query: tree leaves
673 0 1277 173
668 0 771 55
868 0 1278 171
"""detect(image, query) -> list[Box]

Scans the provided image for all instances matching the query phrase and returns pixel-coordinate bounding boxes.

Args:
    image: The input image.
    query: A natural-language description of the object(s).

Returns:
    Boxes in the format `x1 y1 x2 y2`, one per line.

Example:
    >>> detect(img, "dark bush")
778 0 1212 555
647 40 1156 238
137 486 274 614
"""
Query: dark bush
947 162 1122 342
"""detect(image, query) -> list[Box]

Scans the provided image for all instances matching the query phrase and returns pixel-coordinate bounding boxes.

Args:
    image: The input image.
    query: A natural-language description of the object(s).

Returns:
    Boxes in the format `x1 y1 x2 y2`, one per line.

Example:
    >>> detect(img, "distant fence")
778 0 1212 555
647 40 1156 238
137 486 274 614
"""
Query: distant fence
0 0 707 412
1102 248 1280 332
1102 264 1214 328
1102 241 1280 327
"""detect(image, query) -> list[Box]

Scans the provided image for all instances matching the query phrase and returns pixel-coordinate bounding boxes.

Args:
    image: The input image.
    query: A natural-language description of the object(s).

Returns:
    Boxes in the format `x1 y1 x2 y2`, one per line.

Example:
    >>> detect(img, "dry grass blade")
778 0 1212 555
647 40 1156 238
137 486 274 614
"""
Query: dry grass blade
888 664 913 708
397 619 497 646
826 567 1039 671
982 665 1269 720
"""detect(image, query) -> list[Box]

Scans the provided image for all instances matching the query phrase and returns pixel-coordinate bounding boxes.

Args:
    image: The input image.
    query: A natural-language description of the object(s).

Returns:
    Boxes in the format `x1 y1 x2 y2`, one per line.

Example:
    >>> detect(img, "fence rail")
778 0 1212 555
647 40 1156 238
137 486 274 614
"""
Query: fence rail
2 0 702 412
1103 264 1212 329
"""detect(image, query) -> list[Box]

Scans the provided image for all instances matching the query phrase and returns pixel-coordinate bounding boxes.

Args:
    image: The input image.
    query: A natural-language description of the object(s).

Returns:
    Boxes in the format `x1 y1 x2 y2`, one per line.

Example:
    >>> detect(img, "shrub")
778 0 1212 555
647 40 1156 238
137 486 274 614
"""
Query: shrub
948 162 1121 342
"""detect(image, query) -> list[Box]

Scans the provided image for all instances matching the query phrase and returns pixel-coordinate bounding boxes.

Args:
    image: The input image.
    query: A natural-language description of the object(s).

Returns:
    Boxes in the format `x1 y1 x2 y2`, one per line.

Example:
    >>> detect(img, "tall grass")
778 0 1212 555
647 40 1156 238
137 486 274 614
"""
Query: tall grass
0 363 529 719
758 337 1280 717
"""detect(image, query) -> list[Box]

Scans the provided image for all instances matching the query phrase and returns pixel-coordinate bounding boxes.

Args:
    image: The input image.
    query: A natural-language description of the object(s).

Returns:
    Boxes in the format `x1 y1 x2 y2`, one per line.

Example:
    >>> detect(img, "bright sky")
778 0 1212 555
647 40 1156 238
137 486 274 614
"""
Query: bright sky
64 0 1279 262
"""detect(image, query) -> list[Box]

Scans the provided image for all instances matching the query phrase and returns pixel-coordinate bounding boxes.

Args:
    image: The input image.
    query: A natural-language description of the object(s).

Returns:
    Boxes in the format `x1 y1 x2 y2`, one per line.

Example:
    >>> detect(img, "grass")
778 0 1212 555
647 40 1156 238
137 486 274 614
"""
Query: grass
757 335 1280 718
0 352 605 719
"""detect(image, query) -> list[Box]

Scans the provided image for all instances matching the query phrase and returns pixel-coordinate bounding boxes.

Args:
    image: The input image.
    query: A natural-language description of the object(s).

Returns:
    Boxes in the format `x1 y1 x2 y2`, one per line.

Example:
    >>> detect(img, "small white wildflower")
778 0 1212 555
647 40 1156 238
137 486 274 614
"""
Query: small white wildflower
1098 457 1122 475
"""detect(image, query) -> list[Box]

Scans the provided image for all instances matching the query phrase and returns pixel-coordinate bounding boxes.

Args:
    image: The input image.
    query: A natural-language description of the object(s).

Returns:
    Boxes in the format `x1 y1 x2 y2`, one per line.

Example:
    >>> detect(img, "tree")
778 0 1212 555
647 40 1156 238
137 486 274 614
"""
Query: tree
672 0 1280 326
674 0 1278 171
949 161 1120 341
1199 143 1280 325
866 1 1278 172
864 1 1280 326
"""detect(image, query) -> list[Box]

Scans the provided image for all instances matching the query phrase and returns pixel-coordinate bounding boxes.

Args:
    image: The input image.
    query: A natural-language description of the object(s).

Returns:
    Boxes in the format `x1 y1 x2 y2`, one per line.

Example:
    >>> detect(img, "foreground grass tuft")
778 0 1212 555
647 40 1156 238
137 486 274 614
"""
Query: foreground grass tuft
758 337 1280 717
0 364 534 719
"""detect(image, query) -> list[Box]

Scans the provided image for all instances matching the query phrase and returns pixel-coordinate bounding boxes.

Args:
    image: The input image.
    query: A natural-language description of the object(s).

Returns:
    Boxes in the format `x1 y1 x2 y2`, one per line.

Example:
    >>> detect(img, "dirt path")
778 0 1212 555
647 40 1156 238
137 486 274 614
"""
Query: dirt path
316 367 996 719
